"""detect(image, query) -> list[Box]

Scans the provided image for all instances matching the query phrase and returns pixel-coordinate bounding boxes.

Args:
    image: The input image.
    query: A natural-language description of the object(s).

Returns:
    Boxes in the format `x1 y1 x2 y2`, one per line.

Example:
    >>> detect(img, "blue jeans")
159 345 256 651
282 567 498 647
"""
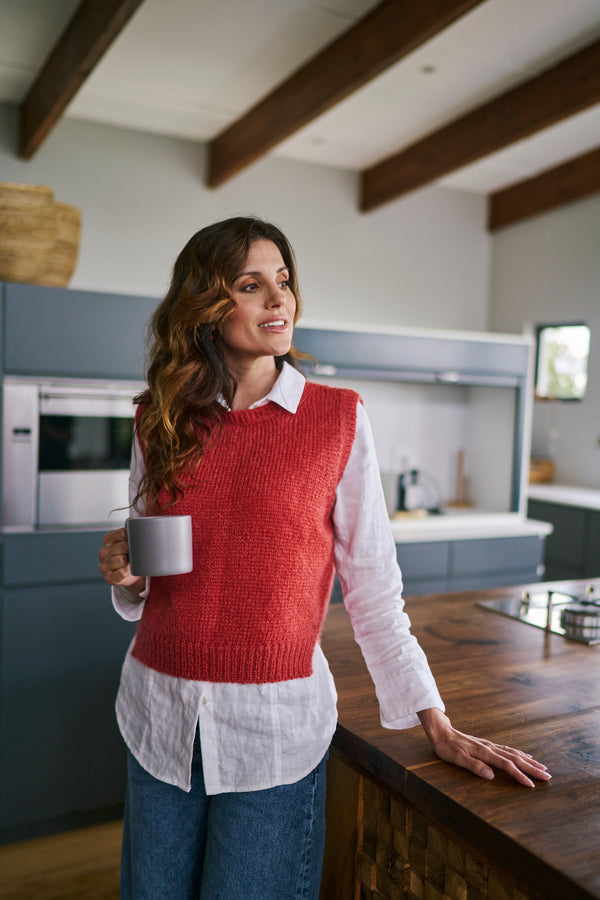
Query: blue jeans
121 733 328 899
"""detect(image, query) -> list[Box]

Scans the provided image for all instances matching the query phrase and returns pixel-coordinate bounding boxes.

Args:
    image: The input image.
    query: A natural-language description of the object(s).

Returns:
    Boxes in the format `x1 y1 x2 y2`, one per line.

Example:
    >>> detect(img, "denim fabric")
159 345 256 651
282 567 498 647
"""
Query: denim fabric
121 733 328 900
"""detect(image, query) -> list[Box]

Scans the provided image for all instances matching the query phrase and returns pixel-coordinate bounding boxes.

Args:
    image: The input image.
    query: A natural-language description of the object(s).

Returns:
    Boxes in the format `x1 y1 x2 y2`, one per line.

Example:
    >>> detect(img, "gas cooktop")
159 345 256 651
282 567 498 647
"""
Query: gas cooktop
477 587 600 645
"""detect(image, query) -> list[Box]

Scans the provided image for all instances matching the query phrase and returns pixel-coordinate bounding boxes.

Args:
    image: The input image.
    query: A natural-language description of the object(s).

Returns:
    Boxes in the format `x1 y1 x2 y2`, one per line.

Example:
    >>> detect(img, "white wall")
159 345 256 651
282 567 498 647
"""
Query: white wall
0 103 491 332
489 193 600 488
312 374 517 511
313 375 470 505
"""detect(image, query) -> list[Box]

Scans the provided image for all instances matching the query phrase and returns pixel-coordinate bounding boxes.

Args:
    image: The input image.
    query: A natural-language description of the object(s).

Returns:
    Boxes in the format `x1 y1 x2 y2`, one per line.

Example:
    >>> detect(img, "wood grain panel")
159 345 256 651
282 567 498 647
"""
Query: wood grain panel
360 39 600 211
488 146 600 230
207 0 486 186
19 0 146 159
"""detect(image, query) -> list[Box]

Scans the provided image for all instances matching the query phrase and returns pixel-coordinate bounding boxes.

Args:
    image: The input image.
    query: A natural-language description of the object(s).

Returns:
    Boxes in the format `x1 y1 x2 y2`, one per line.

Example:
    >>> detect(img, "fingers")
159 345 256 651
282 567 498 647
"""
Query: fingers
429 728 551 788
419 710 551 788
102 526 127 549
467 740 551 788
459 756 495 781
487 743 552 786
98 527 133 585
489 755 535 788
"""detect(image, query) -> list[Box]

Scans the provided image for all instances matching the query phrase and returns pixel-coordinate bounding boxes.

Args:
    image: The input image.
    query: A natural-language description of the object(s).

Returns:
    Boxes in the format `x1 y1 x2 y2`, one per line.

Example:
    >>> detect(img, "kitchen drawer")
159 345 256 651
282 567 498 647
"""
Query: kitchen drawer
401 578 448 597
448 568 541 593
450 536 543 577
396 541 449 580
2 530 107 586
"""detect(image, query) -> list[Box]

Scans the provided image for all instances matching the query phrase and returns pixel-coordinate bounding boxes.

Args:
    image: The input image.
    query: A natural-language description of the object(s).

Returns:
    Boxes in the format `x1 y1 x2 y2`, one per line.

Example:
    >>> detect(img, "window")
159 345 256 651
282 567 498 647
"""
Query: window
534 322 590 401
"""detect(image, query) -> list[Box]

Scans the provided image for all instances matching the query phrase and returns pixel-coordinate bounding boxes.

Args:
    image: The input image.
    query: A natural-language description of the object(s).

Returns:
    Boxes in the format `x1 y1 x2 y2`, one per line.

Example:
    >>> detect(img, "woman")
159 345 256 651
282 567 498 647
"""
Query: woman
99 216 550 900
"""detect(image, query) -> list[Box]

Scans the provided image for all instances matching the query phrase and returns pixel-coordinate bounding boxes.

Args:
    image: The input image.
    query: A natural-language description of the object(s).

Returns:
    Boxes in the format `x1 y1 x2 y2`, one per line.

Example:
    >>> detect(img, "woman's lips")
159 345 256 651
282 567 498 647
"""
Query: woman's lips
259 319 287 332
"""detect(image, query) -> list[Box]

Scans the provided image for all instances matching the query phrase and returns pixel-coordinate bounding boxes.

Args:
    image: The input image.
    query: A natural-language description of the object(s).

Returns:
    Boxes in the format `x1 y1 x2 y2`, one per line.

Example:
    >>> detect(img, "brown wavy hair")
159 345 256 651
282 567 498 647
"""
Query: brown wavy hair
133 216 305 511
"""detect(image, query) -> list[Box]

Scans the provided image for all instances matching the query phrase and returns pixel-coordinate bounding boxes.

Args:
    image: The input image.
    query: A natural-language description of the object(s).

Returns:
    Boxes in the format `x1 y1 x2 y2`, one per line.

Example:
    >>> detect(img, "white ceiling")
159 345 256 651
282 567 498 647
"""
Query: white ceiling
2 0 600 194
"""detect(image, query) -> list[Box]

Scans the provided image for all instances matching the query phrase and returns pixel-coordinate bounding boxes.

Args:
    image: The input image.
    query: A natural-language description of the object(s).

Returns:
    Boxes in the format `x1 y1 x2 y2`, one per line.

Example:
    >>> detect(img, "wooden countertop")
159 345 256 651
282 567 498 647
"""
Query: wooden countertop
321 579 600 900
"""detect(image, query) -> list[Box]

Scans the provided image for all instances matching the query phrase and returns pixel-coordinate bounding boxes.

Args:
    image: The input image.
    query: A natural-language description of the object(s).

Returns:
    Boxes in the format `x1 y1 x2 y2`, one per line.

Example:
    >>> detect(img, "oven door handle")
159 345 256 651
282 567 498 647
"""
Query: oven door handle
40 391 135 402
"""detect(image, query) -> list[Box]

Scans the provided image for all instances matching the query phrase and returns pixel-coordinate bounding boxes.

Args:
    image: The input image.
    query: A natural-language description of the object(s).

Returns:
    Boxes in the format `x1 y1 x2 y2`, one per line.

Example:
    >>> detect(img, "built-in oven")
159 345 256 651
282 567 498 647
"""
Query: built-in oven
2 377 143 530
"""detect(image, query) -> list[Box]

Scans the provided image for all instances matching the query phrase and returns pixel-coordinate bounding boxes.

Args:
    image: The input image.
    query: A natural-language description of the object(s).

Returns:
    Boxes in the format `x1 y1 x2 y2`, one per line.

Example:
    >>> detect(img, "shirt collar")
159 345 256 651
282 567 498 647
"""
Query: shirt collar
248 361 305 413
218 361 305 414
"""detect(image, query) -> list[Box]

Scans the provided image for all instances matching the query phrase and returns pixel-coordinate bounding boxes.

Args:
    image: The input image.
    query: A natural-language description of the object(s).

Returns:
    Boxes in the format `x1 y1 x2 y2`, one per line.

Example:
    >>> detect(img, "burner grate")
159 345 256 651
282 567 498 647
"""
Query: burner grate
477 588 600 645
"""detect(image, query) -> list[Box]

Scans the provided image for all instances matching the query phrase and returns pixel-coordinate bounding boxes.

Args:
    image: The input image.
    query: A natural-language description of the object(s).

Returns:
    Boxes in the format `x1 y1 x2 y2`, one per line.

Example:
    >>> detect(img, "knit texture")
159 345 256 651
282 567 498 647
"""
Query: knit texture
132 381 359 683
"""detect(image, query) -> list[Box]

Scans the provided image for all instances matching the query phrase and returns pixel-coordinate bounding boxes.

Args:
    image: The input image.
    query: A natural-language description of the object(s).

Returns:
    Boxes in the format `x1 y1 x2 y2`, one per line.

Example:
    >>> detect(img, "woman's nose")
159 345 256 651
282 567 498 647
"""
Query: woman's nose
265 283 284 306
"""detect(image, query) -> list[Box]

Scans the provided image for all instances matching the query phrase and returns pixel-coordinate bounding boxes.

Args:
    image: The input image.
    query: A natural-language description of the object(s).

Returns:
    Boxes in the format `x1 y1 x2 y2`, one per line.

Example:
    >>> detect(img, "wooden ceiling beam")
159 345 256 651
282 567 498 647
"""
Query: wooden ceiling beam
19 0 147 159
488 146 600 230
207 0 486 187
360 38 600 212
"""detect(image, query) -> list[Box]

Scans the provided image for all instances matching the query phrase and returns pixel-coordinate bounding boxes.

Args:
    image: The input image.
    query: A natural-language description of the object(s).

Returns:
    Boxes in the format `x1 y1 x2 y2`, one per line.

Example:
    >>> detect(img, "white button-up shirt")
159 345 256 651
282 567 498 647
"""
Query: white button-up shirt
113 363 444 793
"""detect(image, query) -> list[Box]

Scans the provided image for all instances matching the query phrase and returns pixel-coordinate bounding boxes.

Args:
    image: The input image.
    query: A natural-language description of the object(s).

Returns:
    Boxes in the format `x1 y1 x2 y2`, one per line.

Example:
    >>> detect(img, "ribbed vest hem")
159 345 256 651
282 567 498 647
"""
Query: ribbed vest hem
132 631 316 684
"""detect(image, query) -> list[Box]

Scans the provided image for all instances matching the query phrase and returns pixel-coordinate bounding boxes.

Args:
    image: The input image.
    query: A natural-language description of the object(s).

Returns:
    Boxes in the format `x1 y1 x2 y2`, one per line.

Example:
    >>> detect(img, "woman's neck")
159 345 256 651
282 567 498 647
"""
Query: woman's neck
228 359 280 411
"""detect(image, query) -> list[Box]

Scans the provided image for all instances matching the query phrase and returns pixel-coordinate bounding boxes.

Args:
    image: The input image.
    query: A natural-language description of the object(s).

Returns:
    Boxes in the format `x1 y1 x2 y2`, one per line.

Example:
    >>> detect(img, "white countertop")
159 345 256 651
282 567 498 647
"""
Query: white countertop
391 511 552 544
528 483 600 511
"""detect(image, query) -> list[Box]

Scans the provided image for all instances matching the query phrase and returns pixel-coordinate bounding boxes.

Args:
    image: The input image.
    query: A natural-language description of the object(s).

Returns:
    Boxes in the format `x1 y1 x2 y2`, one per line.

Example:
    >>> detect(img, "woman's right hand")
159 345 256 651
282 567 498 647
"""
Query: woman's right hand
98 526 146 597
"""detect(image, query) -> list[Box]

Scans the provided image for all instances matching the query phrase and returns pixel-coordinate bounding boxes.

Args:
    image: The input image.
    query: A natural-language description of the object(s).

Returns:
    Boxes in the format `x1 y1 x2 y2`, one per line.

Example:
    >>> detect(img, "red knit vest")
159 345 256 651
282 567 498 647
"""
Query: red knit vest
132 381 359 683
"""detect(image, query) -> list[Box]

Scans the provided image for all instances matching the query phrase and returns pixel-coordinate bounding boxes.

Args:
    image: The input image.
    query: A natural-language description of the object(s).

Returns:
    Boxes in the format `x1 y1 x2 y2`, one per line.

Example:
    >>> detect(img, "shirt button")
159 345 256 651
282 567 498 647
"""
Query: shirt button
201 697 208 706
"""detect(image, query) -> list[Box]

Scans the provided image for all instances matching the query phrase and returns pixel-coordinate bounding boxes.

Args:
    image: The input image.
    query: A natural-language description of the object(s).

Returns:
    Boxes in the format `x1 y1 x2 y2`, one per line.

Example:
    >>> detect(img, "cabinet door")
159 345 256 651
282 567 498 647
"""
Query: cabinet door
3 283 155 379
0 582 136 834
584 510 600 579
396 542 449 597
294 327 530 380
528 500 585 577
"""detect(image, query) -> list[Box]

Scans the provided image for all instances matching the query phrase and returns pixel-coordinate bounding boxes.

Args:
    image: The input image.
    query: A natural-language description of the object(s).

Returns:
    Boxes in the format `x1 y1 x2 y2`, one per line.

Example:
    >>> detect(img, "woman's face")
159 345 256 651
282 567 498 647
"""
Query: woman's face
219 239 296 371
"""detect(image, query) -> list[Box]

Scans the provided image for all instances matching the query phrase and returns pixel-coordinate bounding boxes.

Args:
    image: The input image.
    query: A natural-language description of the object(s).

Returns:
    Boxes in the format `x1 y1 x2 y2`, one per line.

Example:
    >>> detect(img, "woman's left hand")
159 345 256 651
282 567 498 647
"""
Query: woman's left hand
418 708 551 788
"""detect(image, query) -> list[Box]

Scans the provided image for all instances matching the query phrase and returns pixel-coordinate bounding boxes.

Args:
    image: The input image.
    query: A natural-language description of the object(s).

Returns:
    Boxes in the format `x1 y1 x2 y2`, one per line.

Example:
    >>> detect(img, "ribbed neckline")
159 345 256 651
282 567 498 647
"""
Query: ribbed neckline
221 400 291 426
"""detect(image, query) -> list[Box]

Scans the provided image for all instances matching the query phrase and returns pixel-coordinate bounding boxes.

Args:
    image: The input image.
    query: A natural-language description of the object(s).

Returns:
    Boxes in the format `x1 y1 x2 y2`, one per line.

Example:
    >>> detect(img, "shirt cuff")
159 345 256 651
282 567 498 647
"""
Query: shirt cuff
371 659 445 730
112 580 149 622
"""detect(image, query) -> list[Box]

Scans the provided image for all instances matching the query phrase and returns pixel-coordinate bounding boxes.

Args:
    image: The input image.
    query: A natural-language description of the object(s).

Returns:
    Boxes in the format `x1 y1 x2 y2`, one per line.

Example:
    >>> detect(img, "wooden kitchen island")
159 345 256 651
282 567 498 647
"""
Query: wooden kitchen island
319 579 600 900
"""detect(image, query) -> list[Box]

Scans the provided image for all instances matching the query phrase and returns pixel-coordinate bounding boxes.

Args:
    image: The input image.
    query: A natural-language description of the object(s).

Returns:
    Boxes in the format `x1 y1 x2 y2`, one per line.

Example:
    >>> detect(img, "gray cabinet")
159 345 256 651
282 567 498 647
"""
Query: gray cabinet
2 531 110 586
1 282 156 380
330 534 544 602
586 512 600 579
396 541 449 596
399 535 544 596
0 281 147 840
294 327 530 383
0 532 135 842
527 499 600 581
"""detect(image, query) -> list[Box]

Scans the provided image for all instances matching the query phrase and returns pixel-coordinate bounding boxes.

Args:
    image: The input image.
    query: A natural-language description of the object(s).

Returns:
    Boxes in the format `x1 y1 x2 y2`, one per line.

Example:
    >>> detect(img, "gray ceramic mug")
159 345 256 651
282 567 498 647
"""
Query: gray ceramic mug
126 515 193 576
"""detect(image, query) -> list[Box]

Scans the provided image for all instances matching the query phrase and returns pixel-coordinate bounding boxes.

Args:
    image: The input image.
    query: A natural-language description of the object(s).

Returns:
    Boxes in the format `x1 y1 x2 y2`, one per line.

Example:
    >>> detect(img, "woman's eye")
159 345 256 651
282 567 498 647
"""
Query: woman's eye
279 280 290 290
241 282 259 292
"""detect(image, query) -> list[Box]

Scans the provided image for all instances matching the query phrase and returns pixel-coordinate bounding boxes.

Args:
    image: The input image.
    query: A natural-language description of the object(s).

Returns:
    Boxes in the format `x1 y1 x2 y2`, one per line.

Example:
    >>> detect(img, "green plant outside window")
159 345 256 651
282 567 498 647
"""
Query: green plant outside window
535 323 590 401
